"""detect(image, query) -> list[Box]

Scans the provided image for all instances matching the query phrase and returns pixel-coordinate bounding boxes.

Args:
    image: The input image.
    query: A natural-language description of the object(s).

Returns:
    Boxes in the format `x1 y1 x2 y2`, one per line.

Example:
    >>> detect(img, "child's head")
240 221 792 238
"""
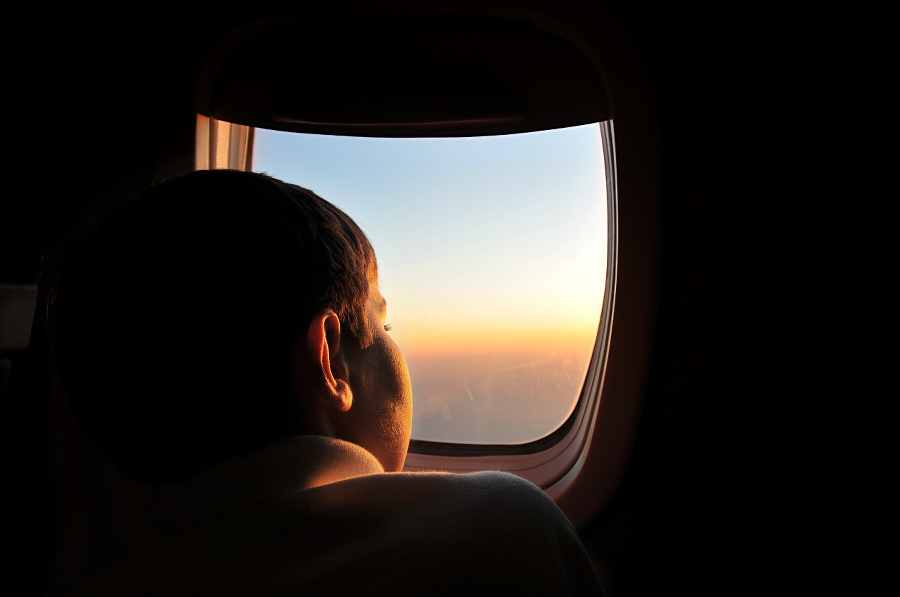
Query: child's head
54 169 411 484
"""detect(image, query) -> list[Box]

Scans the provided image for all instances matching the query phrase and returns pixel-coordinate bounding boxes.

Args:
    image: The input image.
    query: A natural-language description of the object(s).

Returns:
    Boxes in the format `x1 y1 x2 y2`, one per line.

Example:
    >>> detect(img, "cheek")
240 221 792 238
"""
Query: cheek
379 339 413 452
354 338 410 417
386 339 413 414
376 347 411 423
349 334 412 471
367 344 405 396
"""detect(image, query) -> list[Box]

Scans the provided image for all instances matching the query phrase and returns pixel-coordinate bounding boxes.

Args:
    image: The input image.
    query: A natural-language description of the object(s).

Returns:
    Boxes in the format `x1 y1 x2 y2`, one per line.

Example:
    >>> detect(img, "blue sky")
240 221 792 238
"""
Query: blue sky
252 124 607 355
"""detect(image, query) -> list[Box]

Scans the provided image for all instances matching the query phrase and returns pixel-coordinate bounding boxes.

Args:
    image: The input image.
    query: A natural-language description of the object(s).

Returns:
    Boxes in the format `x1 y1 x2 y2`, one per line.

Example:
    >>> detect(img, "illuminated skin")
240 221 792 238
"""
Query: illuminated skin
298 279 413 472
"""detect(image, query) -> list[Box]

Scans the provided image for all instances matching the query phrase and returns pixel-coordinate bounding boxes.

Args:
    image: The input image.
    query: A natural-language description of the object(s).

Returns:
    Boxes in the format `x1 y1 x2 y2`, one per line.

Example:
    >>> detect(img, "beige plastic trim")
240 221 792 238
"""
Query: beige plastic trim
195 115 254 171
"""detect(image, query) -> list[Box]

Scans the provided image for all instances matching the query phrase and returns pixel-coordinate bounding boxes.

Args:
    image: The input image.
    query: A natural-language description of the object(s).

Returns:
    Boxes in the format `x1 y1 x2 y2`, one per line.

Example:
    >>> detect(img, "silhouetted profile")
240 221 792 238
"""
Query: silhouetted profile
53 169 604 595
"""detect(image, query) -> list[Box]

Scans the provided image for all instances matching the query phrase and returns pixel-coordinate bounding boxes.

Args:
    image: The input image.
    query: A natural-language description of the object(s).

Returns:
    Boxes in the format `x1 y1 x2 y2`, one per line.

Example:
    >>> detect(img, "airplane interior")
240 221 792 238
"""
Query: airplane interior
1 1 855 595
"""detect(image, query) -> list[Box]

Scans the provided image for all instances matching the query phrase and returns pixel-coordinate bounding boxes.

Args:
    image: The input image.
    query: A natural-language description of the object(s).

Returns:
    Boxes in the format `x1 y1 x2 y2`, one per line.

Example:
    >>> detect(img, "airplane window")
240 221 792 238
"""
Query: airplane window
251 124 608 445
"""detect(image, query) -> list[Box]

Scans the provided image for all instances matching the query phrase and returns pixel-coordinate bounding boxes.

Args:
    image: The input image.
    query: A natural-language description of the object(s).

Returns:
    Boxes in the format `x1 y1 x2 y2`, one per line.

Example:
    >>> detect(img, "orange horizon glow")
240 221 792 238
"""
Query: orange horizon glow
390 320 600 357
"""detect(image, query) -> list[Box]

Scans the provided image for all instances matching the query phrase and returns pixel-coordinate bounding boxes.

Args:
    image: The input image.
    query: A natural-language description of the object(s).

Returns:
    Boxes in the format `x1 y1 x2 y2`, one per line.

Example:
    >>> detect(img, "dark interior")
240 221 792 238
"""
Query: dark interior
203 13 609 136
2 2 854 595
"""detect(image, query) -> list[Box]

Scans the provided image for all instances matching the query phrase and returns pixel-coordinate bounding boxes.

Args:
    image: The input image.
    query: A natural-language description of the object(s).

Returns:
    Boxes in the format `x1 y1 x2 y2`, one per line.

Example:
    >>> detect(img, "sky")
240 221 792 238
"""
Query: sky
251 123 608 359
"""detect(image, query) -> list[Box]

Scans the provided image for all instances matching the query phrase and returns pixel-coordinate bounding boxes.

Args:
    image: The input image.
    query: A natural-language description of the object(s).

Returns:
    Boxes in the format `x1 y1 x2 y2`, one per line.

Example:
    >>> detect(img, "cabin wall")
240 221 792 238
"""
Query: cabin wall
579 4 851 596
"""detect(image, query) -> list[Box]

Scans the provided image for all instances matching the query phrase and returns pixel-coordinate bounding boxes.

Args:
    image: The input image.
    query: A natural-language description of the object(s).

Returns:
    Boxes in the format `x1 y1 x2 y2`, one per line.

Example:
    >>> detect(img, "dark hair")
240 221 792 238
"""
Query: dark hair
53 170 376 485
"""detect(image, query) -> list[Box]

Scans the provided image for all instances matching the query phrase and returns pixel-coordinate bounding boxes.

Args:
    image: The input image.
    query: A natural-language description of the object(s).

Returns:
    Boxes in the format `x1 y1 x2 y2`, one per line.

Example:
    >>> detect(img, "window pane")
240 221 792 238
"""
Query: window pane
253 124 607 444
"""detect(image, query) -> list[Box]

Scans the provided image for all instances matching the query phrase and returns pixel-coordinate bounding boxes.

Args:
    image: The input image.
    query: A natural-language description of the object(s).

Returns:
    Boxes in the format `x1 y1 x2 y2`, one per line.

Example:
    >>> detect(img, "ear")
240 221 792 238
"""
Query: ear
304 310 353 412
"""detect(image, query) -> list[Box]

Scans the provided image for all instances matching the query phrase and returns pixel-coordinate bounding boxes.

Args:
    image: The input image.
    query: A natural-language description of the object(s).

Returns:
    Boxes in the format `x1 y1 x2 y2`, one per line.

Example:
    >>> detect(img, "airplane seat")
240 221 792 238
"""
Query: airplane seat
0 282 56 592
34 245 157 588
0 283 38 399
6 222 154 589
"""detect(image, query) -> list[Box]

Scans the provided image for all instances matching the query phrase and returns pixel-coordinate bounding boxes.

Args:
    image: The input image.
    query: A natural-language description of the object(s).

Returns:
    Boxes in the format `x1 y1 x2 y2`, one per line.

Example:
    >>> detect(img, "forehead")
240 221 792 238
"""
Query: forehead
366 262 384 303
369 284 387 313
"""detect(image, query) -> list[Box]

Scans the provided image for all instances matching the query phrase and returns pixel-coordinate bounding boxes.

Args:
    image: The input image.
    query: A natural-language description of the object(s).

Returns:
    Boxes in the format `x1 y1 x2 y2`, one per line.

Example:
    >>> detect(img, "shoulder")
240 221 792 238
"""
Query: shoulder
410 470 571 527
319 469 565 525
313 470 604 595
61 470 603 596
315 469 575 542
